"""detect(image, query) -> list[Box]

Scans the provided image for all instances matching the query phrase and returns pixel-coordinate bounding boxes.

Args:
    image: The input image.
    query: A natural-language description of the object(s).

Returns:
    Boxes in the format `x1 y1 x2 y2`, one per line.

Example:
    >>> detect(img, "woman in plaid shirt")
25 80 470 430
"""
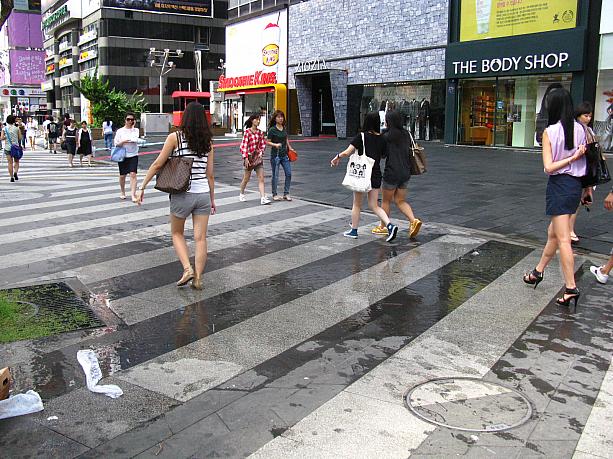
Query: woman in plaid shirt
239 114 271 205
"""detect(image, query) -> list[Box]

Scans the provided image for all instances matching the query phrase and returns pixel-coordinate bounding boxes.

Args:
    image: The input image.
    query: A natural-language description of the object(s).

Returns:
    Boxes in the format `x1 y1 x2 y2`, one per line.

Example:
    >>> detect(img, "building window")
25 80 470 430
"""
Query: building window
60 86 73 110
196 27 210 46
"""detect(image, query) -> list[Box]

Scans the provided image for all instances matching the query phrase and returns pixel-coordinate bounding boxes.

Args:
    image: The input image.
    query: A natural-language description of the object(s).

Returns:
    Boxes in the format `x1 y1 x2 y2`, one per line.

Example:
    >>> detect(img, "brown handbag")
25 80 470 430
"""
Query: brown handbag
408 131 427 175
154 132 194 194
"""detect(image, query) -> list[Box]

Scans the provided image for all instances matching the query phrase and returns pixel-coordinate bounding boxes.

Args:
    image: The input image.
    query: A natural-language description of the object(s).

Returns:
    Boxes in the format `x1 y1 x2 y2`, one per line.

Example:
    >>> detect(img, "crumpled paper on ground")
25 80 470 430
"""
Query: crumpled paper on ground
0 390 44 420
77 350 123 399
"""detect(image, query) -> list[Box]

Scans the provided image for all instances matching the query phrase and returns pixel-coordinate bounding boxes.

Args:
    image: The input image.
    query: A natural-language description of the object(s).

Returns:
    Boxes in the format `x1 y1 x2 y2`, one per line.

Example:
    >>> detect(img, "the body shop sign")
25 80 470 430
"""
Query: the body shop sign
224 10 288 87
446 29 584 78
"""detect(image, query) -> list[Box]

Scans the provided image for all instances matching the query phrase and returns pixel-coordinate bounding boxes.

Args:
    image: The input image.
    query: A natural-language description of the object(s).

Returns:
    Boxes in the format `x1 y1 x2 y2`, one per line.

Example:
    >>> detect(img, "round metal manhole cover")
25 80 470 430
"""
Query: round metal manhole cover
405 377 533 432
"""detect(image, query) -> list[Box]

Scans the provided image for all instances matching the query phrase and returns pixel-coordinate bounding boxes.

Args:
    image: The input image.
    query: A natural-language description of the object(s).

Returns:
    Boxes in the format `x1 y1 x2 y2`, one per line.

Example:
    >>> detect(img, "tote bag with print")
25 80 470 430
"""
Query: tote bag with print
342 133 375 193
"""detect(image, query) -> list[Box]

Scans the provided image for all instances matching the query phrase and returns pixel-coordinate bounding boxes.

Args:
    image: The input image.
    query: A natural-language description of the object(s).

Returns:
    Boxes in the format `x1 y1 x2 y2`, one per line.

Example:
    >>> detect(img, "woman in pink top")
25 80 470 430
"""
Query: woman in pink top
523 88 589 307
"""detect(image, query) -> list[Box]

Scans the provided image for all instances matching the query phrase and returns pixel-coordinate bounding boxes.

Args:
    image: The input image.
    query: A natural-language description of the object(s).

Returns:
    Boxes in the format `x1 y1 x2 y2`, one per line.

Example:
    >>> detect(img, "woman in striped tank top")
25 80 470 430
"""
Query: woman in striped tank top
136 102 216 290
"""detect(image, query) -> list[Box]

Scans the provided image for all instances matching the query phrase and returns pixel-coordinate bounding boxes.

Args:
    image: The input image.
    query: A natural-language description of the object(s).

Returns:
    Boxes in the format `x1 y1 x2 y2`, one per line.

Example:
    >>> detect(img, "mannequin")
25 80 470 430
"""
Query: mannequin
408 98 418 137
418 98 430 141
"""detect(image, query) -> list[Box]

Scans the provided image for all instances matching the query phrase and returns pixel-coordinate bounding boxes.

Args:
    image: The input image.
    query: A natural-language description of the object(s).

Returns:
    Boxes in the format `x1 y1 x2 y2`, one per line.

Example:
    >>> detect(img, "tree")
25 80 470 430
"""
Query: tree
0 0 15 30
72 68 147 128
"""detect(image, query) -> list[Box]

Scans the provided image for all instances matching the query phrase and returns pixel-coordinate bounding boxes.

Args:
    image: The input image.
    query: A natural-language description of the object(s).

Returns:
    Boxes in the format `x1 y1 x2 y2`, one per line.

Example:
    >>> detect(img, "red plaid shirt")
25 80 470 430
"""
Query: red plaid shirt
240 128 266 158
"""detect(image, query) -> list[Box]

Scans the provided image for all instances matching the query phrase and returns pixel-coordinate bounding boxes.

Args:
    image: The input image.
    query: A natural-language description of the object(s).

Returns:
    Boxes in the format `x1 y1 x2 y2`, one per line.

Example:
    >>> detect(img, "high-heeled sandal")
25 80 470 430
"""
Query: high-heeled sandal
190 274 202 290
176 266 194 286
523 268 543 289
556 287 580 308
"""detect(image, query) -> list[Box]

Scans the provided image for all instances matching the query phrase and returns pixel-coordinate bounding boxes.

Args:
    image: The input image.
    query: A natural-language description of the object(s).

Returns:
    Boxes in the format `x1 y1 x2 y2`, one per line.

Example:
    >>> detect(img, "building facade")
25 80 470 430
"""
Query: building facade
287 0 448 140
444 0 602 148
0 5 46 121
41 0 227 120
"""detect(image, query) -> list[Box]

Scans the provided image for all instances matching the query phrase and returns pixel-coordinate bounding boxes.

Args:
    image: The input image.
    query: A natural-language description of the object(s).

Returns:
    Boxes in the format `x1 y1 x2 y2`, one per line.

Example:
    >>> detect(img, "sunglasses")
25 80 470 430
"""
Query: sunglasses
126 118 135 122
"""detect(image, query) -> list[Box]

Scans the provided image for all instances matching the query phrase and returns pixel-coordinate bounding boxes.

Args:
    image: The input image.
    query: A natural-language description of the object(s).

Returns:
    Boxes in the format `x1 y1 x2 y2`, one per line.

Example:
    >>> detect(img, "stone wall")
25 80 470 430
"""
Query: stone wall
288 0 449 88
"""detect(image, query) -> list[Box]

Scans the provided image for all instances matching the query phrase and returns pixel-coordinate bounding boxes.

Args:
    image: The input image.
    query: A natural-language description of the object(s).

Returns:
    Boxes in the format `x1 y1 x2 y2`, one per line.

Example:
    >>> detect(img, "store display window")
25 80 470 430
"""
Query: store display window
457 74 572 148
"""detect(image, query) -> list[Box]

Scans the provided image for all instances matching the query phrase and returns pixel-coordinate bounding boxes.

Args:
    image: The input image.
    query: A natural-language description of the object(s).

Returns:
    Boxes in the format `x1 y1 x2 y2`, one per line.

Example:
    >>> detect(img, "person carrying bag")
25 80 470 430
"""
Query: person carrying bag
1 115 23 183
342 133 375 193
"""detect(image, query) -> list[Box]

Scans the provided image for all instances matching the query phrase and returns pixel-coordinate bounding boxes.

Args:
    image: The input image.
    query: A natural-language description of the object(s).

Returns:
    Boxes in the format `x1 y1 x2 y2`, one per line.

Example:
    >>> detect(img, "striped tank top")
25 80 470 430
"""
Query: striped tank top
174 132 210 194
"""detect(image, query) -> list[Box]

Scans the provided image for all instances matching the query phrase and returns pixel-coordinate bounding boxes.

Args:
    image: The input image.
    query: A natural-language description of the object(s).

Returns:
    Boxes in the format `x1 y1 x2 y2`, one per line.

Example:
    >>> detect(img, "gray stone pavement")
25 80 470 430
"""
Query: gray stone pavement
0 148 612 458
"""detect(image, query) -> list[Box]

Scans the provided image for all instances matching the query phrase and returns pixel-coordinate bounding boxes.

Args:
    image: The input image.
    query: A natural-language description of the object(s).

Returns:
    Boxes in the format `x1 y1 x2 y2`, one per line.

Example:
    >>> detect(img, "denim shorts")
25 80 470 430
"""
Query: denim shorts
170 192 211 218
381 178 410 190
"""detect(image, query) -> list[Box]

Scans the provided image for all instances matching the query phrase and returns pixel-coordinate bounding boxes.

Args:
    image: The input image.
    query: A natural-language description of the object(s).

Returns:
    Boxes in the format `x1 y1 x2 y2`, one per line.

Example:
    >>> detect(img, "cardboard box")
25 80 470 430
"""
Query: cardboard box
0 367 11 400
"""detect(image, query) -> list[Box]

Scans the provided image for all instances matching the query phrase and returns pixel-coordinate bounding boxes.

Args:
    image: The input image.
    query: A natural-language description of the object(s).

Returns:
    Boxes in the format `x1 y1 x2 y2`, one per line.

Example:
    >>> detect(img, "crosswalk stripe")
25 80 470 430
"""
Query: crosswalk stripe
106 220 386 325
0 185 236 218
248 252 572 458
31 207 351 285
115 234 487 400
0 198 311 269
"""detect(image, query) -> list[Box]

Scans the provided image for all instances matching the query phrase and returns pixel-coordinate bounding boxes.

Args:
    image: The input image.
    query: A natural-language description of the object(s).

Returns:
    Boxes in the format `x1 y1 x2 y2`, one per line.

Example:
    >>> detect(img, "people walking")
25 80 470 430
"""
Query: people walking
266 110 293 201
16 116 26 150
25 116 38 150
135 102 216 290
523 88 588 307
380 110 422 239
589 187 613 284
239 114 270 205
1 115 22 182
102 117 114 150
331 111 398 242
77 121 93 167
62 119 78 167
569 101 595 243
114 113 141 201
42 116 51 149
47 116 60 154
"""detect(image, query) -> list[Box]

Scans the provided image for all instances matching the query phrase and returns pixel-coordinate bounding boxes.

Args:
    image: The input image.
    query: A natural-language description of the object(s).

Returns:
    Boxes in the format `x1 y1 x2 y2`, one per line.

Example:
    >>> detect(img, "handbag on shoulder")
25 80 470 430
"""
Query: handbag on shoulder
408 131 427 175
155 132 194 194
4 127 23 160
581 127 610 187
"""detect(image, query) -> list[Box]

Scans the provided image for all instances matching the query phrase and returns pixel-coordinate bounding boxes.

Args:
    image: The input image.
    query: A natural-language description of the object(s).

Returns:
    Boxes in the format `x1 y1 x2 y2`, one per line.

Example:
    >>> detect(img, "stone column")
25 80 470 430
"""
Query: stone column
295 74 312 137
329 70 348 139
71 27 81 120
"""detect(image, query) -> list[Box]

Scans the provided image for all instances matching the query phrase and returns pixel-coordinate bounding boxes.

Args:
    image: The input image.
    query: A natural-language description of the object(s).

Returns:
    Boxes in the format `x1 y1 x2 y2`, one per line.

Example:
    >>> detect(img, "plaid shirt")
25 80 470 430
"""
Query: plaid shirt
240 128 266 158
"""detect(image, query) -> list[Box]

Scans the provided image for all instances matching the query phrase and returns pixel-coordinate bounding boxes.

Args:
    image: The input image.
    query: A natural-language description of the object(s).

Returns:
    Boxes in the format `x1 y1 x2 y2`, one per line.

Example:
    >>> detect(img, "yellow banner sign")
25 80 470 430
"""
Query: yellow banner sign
460 0 577 42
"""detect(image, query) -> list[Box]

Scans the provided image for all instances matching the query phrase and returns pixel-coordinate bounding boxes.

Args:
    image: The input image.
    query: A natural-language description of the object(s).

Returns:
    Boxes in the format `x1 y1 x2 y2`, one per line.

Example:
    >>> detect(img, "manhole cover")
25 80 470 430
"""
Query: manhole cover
0 282 105 343
405 377 533 432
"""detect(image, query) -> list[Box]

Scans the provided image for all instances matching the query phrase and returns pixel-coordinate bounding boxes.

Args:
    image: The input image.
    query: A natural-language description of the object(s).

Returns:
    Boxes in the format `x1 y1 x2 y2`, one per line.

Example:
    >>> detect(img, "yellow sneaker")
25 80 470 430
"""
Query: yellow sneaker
409 218 422 238
371 224 388 235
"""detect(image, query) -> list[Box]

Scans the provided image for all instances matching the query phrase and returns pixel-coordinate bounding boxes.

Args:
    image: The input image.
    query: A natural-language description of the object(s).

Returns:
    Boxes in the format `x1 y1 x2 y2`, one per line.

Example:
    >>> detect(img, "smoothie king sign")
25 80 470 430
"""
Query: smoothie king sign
222 10 287 90
460 0 577 42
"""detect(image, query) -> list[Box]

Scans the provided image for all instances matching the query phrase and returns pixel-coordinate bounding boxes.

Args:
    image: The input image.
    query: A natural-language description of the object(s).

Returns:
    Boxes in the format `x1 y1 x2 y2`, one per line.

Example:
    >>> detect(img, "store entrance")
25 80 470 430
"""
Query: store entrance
311 74 336 136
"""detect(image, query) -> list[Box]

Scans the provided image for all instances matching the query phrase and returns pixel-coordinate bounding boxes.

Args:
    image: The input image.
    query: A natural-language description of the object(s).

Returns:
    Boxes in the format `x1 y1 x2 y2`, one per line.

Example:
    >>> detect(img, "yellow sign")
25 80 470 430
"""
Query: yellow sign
460 0 577 42
262 44 280 67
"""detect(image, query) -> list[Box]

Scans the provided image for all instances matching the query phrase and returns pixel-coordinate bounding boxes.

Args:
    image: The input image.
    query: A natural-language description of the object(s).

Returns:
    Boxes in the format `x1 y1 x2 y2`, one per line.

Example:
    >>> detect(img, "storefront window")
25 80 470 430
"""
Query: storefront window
457 74 572 147
350 81 445 140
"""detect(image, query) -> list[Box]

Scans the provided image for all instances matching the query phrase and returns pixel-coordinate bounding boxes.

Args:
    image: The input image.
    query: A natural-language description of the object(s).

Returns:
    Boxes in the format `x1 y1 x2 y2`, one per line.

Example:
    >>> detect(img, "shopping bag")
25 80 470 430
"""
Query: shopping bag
342 134 374 193
408 131 427 175
110 146 126 162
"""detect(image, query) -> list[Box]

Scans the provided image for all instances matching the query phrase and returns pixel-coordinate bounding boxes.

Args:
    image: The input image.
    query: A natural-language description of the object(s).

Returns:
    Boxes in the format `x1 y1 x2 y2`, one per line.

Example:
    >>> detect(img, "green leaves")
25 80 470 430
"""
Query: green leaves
71 67 148 128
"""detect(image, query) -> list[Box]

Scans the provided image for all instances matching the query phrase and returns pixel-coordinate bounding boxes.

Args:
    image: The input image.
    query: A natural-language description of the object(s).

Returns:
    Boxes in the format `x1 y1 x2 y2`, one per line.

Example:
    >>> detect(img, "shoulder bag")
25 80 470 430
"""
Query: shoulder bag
110 146 126 162
155 132 194 194
342 133 375 193
581 127 611 187
408 130 427 175
4 127 23 160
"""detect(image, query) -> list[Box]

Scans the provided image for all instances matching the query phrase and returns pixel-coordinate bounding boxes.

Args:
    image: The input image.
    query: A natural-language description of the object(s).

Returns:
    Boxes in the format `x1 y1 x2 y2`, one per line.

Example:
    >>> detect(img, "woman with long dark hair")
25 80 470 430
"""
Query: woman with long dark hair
136 102 216 290
523 88 589 307
266 110 293 201
239 113 270 205
331 112 398 242
381 110 422 239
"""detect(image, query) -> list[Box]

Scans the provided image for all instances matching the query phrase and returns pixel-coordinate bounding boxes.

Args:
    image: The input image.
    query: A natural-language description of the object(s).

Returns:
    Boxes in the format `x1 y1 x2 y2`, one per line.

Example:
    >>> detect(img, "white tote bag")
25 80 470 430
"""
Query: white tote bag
342 133 375 193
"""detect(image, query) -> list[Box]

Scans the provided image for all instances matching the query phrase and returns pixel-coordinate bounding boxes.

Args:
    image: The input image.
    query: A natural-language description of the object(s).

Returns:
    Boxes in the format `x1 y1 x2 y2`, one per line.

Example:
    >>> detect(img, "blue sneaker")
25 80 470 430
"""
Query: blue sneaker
386 223 398 242
343 228 358 239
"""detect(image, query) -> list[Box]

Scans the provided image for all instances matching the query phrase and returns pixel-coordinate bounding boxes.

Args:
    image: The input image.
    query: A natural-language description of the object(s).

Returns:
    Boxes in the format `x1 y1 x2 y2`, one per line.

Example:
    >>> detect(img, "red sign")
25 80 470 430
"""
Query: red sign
218 71 277 90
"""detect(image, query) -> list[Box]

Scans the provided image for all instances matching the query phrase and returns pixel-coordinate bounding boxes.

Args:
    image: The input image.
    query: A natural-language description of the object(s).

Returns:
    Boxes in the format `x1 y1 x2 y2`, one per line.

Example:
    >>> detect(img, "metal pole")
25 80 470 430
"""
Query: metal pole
159 50 169 113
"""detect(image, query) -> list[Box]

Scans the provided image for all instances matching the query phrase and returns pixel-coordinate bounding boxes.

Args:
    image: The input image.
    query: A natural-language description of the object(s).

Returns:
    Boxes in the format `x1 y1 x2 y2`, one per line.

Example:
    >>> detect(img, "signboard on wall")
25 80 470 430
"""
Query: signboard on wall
7 12 43 48
460 0 577 42
102 0 211 16
9 50 45 85
225 9 288 85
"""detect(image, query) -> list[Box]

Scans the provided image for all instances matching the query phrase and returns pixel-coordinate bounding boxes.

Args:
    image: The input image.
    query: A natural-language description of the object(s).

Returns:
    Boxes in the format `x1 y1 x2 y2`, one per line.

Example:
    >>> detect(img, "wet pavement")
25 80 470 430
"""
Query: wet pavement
0 149 612 458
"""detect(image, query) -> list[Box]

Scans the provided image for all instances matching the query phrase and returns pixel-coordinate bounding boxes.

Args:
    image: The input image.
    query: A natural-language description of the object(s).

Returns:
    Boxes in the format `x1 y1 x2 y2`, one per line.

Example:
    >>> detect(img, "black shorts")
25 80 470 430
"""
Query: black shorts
118 155 138 175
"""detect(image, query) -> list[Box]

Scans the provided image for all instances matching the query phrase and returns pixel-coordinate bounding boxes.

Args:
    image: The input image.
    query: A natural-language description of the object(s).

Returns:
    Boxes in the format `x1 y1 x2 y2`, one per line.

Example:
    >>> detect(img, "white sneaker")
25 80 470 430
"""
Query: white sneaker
239 193 247 202
261 196 271 205
590 265 609 284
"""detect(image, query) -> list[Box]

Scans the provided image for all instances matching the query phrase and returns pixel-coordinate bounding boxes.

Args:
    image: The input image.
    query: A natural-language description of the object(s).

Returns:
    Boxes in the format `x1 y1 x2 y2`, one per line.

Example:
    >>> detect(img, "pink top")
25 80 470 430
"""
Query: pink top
545 121 586 177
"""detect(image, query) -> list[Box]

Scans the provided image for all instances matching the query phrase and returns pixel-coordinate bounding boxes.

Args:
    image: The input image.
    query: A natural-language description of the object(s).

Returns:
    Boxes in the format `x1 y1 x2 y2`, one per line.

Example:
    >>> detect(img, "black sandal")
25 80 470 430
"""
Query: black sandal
523 268 543 289
556 287 580 308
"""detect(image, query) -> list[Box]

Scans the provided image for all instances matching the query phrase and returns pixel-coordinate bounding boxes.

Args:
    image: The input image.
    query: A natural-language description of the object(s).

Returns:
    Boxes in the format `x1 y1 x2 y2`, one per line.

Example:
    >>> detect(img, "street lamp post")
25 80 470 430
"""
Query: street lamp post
148 48 184 113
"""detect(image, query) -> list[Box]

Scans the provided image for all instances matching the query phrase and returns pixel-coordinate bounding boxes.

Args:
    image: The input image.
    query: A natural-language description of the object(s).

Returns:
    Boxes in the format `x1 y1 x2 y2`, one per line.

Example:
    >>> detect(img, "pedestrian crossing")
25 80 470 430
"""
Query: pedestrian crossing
0 151 612 458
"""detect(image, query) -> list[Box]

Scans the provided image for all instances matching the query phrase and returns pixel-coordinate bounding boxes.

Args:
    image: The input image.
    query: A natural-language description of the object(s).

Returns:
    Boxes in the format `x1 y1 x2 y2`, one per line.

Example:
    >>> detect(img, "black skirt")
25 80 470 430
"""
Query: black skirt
545 174 582 216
